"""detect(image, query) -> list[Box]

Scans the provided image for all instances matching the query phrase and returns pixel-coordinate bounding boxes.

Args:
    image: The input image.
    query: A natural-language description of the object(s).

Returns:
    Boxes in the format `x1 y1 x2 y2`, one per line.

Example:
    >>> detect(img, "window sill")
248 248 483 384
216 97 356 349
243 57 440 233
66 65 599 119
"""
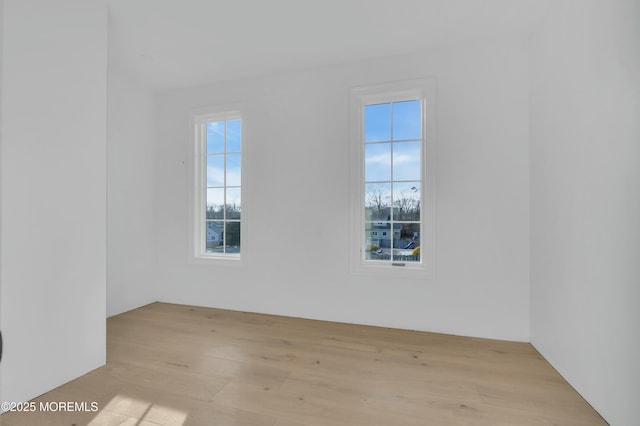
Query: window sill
351 258 435 280
189 254 244 267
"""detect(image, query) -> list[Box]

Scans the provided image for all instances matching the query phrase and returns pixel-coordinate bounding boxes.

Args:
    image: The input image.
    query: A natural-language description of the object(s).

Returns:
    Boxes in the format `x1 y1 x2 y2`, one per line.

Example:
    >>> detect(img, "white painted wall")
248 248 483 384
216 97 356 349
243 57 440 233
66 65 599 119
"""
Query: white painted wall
155 40 531 341
107 65 157 316
529 1 640 425
0 0 4 403
0 0 107 405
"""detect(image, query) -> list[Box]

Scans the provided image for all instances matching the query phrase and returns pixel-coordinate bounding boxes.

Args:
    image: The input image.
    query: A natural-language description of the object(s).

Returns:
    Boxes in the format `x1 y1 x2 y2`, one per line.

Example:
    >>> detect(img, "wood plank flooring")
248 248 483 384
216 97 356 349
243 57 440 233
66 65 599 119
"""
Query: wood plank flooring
1 302 607 425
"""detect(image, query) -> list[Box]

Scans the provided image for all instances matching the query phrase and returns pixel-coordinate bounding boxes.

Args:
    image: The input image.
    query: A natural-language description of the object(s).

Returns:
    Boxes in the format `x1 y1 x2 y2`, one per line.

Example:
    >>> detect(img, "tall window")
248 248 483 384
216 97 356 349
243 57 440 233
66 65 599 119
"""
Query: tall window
364 99 421 263
192 107 245 262
350 79 436 277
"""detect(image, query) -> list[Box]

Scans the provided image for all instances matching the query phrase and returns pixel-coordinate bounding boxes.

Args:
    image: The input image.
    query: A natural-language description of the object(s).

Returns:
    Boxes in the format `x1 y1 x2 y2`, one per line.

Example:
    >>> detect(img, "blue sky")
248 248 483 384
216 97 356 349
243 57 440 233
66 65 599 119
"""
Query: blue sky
364 100 421 216
205 119 242 216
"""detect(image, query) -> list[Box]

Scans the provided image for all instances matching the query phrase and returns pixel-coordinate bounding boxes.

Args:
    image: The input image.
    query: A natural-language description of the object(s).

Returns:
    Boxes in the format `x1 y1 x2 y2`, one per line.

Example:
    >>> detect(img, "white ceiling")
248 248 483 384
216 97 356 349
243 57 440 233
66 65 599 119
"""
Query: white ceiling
107 0 551 91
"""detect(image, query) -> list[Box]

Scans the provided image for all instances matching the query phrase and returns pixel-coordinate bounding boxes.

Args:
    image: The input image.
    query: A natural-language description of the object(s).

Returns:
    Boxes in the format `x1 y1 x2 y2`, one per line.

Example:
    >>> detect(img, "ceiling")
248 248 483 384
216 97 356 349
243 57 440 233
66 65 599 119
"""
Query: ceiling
107 0 551 91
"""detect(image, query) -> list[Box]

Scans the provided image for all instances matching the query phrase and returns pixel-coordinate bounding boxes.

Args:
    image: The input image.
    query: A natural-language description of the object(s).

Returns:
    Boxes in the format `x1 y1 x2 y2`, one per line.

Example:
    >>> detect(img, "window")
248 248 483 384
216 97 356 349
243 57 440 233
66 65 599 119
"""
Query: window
191 105 246 263
350 78 436 277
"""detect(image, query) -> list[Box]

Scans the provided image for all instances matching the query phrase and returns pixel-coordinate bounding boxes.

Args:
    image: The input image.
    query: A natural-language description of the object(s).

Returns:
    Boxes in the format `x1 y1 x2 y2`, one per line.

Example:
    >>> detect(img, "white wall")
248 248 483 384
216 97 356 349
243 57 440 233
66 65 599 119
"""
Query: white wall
0 0 4 403
530 1 640 425
0 0 107 405
107 65 157 316
155 40 531 341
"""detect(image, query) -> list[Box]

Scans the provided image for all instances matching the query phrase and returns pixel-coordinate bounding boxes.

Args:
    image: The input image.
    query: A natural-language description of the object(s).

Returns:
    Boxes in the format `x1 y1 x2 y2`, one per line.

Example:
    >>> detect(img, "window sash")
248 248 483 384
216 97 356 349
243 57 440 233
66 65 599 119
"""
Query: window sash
363 99 423 264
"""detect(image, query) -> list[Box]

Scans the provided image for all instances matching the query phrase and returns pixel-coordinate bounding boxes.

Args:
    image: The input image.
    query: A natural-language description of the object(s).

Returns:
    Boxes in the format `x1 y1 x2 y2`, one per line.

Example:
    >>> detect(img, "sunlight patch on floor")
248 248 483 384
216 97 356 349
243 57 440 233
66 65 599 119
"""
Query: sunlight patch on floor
88 394 187 425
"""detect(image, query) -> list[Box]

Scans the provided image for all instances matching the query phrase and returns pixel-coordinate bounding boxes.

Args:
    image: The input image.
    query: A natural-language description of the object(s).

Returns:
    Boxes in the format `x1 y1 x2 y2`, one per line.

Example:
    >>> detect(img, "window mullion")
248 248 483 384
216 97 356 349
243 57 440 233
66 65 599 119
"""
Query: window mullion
202 122 207 255
223 121 227 254
389 102 394 262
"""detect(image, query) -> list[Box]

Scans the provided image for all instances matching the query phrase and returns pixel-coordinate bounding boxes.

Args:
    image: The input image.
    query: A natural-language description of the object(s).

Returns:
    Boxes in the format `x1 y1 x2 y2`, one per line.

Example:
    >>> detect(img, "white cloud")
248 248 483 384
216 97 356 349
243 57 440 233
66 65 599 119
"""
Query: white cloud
365 153 390 165
206 166 241 188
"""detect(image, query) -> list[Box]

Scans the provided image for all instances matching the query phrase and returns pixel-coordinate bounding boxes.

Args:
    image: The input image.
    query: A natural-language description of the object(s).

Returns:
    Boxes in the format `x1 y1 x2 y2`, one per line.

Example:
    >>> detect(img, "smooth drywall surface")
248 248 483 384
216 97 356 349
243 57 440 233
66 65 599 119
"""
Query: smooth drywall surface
155 40 530 341
0 0 4 404
107 65 157 316
530 1 640 424
0 0 107 405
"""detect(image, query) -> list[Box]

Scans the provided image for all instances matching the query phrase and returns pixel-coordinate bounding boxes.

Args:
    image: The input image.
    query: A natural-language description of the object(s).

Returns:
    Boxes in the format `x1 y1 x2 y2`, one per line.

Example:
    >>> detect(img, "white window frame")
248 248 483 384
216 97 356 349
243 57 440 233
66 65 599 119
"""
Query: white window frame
189 102 248 266
349 78 436 279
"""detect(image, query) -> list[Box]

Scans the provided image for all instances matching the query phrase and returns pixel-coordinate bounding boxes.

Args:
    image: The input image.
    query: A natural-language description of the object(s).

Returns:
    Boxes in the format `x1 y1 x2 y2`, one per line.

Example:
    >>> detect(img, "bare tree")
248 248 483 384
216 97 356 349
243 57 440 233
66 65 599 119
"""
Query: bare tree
365 184 390 220
394 190 420 221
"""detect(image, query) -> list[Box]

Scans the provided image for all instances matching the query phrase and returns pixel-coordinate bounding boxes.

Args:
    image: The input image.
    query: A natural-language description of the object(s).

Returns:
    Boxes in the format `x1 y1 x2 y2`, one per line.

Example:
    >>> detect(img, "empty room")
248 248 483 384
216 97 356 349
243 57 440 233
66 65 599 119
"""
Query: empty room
0 0 638 425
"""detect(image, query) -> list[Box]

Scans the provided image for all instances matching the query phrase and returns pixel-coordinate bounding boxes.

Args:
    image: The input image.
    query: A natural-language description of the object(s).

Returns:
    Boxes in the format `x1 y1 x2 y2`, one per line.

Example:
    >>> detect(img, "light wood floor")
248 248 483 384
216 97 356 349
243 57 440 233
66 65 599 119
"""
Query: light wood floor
2 302 606 426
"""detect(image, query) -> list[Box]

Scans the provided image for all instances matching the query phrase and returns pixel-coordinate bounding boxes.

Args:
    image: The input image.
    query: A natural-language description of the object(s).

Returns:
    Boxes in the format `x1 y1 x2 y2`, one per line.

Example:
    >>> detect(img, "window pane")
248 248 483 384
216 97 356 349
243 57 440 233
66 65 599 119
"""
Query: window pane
392 182 420 221
364 221 391 261
207 155 225 187
207 121 225 154
226 188 241 219
206 188 224 219
226 153 241 186
365 143 391 182
392 141 421 181
392 100 421 141
206 221 224 252
224 222 241 253
394 223 421 262
365 103 391 142
226 119 241 152
365 183 391 221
